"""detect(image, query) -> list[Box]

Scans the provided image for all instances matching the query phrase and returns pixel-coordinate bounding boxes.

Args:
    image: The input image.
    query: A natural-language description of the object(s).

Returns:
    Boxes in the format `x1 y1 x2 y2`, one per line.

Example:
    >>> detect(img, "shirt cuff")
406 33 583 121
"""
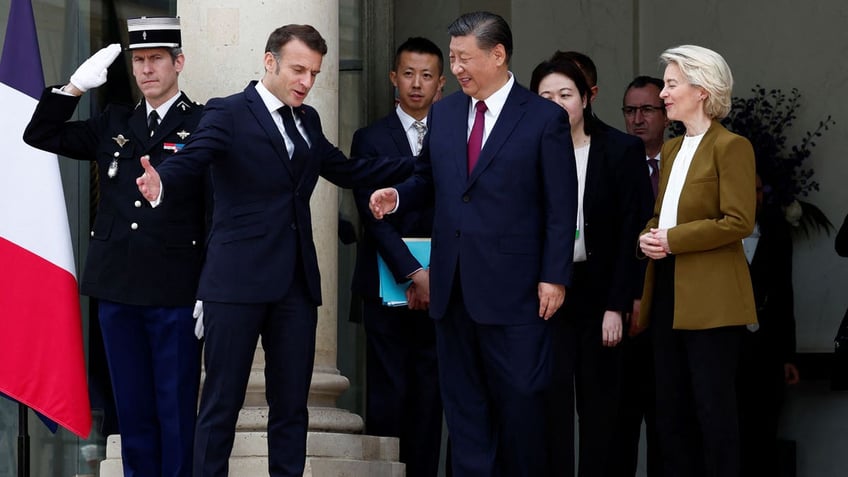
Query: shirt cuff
149 184 164 208
51 85 75 96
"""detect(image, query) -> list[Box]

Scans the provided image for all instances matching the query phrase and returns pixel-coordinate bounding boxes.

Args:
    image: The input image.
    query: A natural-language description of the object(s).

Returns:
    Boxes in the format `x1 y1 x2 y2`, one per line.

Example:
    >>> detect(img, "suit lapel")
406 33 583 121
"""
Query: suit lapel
129 103 149 147
584 131 606 217
467 84 525 187
387 113 413 155
150 92 191 146
244 82 294 178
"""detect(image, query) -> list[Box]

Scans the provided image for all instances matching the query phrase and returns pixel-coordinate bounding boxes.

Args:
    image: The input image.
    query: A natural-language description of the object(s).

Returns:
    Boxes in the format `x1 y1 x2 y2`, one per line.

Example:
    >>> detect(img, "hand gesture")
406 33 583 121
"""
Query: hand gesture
602 310 623 347
192 300 205 340
369 188 398 219
136 155 162 202
538 282 565 320
69 43 122 93
639 228 671 260
406 269 430 310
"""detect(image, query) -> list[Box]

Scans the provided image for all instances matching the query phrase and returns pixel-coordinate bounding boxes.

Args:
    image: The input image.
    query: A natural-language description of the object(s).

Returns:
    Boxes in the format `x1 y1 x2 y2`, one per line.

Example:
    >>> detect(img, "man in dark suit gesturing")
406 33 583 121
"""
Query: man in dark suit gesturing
370 11 577 477
137 24 413 477
350 36 446 477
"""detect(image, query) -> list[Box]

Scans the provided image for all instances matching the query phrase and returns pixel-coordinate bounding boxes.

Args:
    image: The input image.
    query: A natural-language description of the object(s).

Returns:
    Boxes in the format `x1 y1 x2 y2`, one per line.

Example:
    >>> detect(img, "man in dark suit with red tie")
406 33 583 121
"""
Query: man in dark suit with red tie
370 11 577 477
350 36 446 477
136 24 414 477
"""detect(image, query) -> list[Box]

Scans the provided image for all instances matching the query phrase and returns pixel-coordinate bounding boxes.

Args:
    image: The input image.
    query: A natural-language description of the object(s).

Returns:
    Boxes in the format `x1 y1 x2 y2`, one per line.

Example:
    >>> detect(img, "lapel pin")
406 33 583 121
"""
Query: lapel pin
177 100 190 111
176 130 190 140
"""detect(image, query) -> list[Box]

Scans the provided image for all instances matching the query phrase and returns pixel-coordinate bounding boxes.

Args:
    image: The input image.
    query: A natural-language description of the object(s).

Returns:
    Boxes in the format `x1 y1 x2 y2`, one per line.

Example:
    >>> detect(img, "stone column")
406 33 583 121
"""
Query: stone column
100 1 402 475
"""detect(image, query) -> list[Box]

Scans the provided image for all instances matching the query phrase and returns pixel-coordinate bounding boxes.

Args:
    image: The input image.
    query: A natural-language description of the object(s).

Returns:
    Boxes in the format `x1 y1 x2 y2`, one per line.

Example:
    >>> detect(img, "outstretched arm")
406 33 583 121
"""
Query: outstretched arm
369 188 399 220
136 155 162 203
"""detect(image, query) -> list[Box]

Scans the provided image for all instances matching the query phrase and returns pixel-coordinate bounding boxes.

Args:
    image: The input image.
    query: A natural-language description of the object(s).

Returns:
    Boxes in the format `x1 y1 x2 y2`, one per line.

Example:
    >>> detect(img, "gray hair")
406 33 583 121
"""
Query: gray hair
660 45 733 119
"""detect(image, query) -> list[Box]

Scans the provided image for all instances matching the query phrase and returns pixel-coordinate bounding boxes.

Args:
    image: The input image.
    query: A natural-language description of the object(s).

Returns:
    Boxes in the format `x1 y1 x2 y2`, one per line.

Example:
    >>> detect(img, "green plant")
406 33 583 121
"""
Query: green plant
671 86 835 235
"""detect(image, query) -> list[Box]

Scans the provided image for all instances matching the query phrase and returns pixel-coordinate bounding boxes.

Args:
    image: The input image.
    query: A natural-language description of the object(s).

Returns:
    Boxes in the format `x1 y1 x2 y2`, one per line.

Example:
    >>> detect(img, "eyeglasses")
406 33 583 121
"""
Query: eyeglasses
622 105 665 117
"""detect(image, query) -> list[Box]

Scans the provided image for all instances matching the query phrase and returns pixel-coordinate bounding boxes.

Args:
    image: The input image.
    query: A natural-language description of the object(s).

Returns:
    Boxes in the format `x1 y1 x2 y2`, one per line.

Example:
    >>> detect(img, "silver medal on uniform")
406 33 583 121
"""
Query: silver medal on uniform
107 159 119 178
107 151 120 178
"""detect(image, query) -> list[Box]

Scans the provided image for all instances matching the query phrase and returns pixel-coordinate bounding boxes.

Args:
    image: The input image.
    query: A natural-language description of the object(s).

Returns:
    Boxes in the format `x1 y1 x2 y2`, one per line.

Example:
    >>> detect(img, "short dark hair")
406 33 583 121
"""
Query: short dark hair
625 75 664 94
447 11 512 64
394 37 444 75
265 24 328 57
530 58 595 136
550 50 597 88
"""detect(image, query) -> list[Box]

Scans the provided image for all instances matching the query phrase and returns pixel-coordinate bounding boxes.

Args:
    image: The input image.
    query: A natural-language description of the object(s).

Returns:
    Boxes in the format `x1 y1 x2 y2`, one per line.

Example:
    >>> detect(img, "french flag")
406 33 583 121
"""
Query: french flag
0 0 91 438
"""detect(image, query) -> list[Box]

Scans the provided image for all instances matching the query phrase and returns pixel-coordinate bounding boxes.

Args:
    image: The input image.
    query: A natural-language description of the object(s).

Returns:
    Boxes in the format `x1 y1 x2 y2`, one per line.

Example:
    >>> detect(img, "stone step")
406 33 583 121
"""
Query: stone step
106 431 398 460
102 432 401 476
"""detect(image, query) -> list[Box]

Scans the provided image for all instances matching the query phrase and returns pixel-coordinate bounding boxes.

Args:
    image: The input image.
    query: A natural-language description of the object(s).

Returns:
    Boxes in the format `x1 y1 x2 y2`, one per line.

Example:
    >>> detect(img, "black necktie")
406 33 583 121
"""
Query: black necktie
279 105 309 175
147 110 159 138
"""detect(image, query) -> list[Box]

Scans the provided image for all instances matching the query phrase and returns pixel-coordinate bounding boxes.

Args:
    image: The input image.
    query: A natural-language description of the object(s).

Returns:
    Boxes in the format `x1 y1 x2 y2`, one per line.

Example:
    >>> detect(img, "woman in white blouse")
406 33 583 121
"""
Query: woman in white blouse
638 45 757 477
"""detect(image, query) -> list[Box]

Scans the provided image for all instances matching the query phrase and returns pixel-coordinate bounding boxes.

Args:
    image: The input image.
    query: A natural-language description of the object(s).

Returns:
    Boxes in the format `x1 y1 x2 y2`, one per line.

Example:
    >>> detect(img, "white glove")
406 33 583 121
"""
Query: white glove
192 300 204 340
69 43 122 92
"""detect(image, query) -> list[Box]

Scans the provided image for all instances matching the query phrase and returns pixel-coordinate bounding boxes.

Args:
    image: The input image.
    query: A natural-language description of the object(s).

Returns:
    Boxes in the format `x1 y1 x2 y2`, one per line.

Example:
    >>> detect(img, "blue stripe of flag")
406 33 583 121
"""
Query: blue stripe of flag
0 0 45 98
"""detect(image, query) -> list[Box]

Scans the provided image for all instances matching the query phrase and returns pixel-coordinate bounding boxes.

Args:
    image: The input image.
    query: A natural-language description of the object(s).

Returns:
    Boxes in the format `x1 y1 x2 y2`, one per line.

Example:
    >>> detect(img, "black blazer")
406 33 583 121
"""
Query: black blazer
24 88 207 306
579 123 654 311
350 111 433 300
750 209 796 362
156 82 414 305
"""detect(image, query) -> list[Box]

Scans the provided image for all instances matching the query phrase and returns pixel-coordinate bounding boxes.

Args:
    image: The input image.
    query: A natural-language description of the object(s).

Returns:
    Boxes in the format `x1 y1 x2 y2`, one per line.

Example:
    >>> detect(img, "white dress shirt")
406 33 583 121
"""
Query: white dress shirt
573 142 590 262
659 132 705 229
395 105 427 155
254 80 311 158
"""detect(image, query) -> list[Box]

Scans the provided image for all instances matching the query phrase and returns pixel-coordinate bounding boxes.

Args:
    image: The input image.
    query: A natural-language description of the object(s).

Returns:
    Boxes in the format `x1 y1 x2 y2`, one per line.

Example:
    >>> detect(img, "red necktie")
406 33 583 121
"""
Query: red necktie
467 101 487 174
647 157 659 198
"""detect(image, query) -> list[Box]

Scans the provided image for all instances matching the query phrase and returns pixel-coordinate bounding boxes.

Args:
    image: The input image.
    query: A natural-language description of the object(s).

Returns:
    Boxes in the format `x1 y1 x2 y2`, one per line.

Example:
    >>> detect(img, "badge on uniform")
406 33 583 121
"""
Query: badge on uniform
112 134 130 148
176 130 190 140
164 142 185 152
107 159 119 178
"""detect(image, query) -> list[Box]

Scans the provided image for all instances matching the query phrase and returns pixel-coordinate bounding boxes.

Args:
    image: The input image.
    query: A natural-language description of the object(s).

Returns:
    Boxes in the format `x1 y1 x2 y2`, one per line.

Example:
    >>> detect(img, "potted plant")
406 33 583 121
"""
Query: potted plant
672 86 835 235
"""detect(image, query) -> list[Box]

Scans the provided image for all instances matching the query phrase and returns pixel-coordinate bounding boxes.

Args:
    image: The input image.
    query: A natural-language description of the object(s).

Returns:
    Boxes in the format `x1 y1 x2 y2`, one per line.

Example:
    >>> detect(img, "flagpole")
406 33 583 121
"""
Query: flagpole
17 403 30 477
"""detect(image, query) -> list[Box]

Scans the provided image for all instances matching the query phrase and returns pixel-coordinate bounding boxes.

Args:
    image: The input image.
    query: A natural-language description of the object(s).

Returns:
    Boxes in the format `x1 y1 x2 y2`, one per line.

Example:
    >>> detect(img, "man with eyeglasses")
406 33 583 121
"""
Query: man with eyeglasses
613 75 669 477
622 76 670 198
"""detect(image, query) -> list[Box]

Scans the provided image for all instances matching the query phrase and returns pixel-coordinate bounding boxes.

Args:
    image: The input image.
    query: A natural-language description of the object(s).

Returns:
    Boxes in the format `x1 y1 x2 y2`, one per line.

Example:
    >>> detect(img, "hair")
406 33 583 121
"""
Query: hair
625 75 664 94
660 45 733 119
529 58 595 136
167 47 182 62
447 11 513 64
265 24 328 57
394 36 444 75
549 50 597 87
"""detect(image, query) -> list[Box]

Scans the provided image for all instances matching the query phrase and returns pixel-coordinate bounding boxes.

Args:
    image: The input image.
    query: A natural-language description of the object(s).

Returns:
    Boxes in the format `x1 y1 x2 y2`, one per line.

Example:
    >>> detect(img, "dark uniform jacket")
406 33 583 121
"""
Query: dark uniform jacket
24 87 207 306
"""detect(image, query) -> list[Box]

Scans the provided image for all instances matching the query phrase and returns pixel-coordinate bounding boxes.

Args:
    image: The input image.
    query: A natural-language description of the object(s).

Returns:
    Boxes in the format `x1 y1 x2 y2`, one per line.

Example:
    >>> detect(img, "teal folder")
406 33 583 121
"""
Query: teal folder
377 238 431 307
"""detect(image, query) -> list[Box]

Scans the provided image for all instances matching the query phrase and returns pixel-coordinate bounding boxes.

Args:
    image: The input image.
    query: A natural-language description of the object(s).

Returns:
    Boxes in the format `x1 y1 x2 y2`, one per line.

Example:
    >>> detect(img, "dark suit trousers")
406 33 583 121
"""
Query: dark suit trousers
652 257 742 477
546 311 576 477
614 329 660 477
363 300 442 477
566 263 624 477
98 300 200 477
193 277 317 477
436 280 552 477
737 330 786 476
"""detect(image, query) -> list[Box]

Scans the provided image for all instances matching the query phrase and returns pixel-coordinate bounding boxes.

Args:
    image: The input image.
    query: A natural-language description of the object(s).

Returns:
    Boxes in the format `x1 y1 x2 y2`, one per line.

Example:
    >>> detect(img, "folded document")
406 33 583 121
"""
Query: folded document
377 238 431 307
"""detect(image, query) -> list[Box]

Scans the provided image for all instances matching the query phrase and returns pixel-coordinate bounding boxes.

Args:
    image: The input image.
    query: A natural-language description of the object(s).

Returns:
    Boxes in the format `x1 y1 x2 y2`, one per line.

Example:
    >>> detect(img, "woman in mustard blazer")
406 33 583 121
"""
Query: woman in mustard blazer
638 45 756 477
